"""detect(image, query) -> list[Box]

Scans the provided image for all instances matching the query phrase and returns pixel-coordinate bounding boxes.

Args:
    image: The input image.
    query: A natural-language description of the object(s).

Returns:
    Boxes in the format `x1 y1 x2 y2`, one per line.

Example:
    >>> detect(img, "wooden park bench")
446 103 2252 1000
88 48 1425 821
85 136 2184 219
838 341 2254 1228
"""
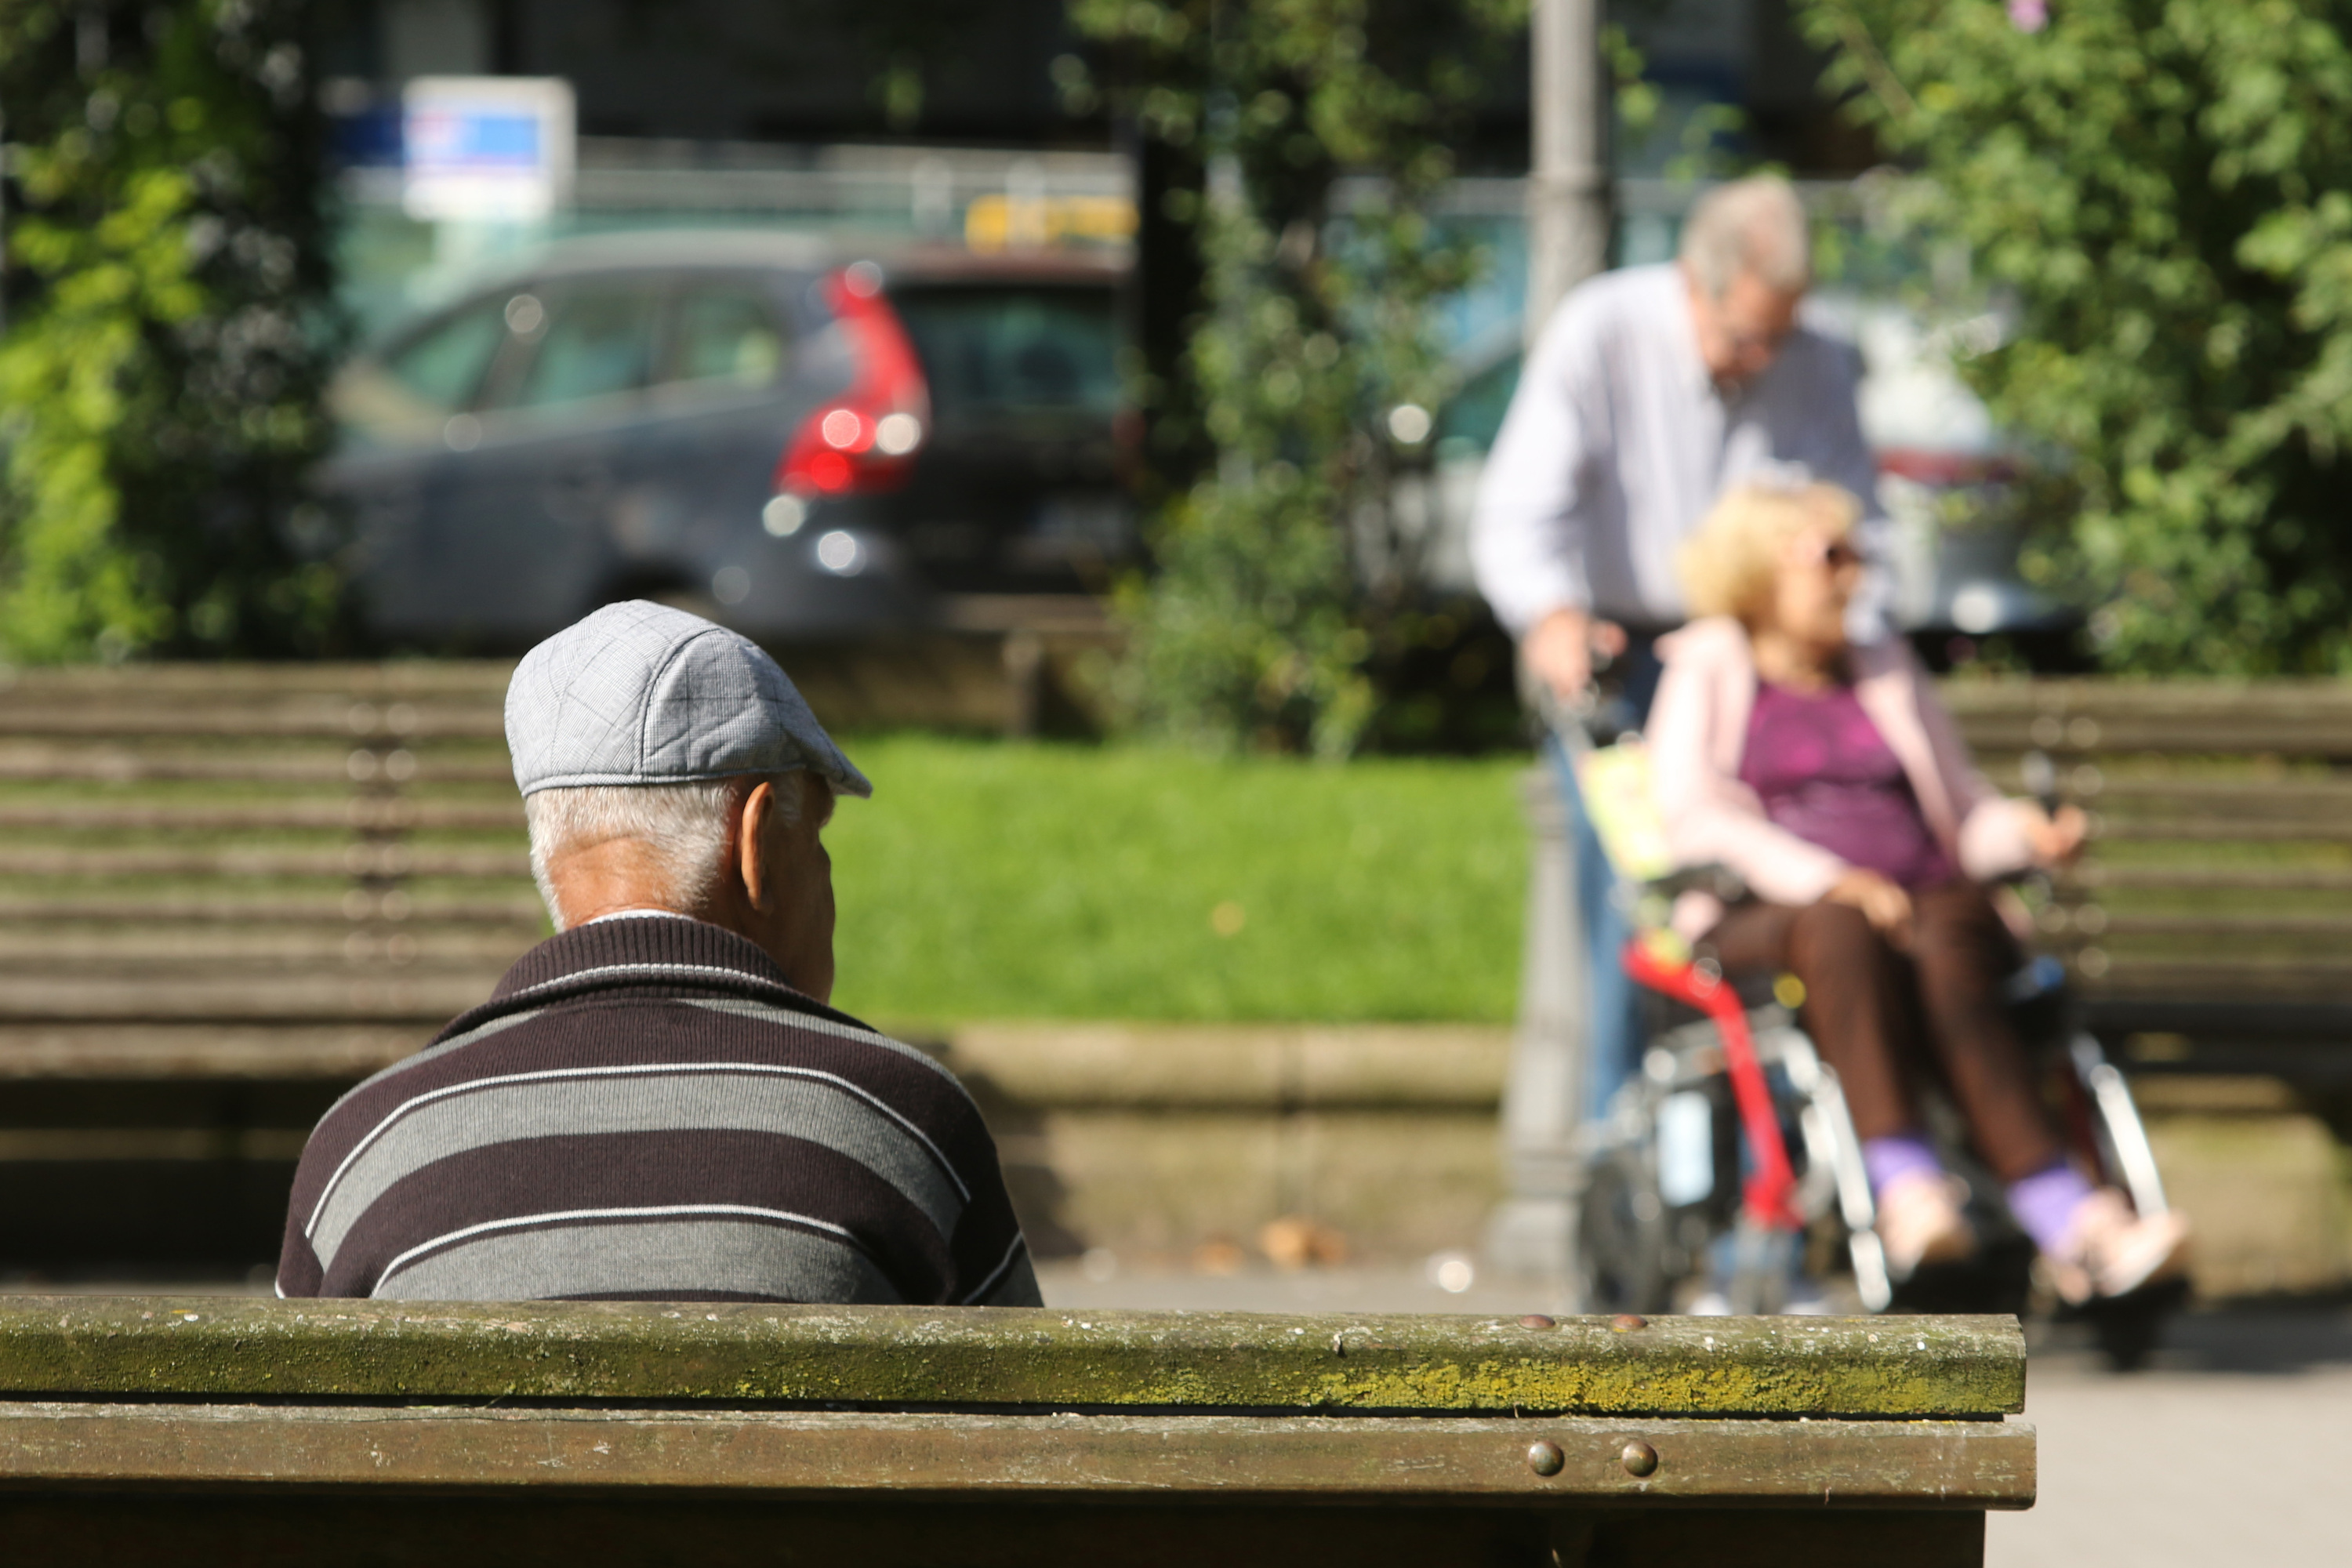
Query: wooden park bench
1944 680 2352 1083
0 1298 2031 1565
0 663 536 1269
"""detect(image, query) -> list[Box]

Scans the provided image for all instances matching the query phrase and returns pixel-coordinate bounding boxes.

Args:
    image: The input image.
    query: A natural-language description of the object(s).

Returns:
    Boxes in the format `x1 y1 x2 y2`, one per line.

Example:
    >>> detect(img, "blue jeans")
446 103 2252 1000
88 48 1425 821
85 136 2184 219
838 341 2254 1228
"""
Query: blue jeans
1549 639 1665 1125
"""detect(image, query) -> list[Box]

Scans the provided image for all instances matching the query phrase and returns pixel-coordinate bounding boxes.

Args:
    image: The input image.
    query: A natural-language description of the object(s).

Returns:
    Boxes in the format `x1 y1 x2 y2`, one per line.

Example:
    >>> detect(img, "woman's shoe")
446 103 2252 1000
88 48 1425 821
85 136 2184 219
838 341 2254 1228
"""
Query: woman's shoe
1876 1171 1978 1276
2045 1189 2191 1305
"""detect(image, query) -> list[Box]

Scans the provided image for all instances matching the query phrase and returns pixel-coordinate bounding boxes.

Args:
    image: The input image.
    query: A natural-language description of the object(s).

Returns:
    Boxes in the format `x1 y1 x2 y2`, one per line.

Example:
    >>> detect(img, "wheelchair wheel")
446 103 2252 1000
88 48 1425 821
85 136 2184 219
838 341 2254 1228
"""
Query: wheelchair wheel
1577 1146 1671 1315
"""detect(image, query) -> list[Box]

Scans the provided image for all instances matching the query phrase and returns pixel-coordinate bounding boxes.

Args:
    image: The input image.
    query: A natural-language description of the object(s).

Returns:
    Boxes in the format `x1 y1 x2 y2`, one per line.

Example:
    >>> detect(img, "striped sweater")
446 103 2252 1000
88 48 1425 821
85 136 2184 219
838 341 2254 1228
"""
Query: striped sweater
276 915 1040 1306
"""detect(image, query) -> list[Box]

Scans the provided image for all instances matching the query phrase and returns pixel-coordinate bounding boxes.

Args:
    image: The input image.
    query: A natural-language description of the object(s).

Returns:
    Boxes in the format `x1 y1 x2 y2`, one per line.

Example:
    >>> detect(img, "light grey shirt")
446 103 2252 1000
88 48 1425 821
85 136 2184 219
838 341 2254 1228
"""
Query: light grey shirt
1470 263 1883 636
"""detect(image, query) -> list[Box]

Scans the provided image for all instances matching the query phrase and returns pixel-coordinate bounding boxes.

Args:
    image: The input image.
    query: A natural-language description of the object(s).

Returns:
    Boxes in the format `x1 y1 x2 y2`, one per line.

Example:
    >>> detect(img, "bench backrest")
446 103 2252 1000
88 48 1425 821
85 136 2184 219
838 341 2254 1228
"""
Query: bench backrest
0 663 536 1076
0 663 2323 1083
1945 680 2352 1074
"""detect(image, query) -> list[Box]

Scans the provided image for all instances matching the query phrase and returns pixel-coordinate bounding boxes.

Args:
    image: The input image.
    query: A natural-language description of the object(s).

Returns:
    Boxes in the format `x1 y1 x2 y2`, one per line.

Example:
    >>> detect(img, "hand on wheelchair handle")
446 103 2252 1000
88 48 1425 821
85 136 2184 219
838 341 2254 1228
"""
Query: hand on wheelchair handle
1826 866 1915 947
1524 606 1628 704
2027 803 2089 867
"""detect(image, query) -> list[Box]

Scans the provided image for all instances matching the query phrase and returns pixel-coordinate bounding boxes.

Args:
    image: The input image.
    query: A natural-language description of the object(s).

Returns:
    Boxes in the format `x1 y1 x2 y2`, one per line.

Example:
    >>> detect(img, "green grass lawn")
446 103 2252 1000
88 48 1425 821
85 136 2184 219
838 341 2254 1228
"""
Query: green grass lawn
823 736 1530 1026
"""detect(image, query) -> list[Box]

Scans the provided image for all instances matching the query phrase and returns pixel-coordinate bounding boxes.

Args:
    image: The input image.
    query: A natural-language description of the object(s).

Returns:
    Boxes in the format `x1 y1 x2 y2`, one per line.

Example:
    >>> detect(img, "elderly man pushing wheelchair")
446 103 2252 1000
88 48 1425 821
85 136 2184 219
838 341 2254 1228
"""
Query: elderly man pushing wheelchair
1474 176 1893 1124
1476 176 2186 1304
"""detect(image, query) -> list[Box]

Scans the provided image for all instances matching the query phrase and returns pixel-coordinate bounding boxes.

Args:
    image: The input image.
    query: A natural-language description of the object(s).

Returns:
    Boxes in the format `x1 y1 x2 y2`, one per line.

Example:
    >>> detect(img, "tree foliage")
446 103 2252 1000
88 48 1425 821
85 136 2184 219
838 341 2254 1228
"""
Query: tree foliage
1797 0 2352 673
1067 0 1523 754
0 0 343 662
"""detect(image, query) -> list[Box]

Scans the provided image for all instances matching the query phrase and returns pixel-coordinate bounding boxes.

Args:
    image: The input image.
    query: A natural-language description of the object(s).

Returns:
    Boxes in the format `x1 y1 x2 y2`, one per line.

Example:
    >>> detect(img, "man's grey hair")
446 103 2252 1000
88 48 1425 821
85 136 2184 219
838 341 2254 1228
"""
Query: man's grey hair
525 771 805 931
1679 176 1812 299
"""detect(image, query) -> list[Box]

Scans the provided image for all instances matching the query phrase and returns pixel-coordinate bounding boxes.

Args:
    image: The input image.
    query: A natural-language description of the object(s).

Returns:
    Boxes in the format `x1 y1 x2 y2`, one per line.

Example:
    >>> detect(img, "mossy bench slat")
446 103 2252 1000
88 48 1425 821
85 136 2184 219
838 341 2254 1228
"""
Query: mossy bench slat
0 1299 2023 1417
0 1405 2025 1506
0 1300 2030 1567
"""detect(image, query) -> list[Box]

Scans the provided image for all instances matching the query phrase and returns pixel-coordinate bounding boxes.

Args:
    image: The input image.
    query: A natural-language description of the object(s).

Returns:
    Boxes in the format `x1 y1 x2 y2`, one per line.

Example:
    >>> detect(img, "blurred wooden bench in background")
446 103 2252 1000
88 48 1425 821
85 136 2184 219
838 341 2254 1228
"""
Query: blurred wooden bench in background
0 665 2345 1276
1947 681 2352 1085
0 663 534 1270
0 1298 2032 1566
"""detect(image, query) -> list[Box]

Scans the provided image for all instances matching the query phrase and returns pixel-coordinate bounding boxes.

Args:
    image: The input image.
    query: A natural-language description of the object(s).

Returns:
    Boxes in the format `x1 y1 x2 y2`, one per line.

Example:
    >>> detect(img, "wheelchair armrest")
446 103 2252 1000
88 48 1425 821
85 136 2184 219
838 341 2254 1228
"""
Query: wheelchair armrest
1643 862 1749 904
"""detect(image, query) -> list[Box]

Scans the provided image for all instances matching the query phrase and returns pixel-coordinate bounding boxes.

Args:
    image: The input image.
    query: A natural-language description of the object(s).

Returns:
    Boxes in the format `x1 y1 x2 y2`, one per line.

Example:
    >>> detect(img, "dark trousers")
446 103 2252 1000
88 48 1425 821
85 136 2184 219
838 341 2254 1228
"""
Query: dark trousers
1702 880 2062 1183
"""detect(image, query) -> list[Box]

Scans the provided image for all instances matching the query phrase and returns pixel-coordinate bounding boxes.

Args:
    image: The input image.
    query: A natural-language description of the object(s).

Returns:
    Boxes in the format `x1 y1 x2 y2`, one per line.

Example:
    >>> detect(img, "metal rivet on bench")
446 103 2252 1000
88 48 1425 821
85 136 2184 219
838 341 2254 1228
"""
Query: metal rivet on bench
1519 1314 1555 1330
1610 1314 1646 1332
1526 1440 1566 1477
1620 1439 1659 1478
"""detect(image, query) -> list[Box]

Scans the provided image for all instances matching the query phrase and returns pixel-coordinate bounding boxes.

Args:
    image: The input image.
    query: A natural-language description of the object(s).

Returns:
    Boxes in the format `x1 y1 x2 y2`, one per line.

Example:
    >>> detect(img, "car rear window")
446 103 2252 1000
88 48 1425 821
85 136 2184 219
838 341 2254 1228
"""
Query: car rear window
385 299 507 412
501 287 660 412
333 298 508 445
668 283 788 390
889 285 1118 425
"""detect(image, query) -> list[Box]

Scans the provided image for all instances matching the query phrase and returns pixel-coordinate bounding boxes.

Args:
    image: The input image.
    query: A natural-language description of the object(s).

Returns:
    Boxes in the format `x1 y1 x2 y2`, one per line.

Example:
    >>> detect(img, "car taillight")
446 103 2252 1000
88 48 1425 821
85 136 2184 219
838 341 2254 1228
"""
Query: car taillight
775 264 930 502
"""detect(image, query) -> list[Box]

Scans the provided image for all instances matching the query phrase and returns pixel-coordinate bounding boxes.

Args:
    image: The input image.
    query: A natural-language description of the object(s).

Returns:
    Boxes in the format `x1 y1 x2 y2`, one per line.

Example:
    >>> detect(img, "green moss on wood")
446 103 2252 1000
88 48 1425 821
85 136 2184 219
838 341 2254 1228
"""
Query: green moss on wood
0 1300 2024 1417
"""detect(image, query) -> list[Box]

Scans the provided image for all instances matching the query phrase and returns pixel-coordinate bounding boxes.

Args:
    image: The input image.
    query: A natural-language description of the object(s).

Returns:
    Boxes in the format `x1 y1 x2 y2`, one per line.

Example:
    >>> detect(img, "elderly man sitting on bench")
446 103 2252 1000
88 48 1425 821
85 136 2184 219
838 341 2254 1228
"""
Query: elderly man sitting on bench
277 601 1041 1308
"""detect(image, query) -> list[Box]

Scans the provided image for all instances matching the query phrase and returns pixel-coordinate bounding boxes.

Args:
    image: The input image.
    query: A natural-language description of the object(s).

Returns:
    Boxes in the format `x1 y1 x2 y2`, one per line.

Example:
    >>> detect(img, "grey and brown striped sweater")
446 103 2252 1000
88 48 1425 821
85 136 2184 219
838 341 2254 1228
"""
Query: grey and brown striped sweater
276 914 1040 1306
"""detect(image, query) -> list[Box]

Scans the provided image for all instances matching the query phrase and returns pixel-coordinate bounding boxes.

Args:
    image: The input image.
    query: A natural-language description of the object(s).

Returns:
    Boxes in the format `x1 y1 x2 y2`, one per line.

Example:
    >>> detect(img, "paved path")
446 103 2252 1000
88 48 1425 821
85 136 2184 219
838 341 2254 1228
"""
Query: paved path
1987 1305 2352 1568
1037 1263 2352 1566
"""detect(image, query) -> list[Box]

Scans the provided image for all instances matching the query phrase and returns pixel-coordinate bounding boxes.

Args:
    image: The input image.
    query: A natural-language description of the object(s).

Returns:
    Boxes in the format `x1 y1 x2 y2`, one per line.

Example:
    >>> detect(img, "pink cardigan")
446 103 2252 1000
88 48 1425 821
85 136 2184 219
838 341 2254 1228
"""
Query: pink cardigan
1647 616 2039 935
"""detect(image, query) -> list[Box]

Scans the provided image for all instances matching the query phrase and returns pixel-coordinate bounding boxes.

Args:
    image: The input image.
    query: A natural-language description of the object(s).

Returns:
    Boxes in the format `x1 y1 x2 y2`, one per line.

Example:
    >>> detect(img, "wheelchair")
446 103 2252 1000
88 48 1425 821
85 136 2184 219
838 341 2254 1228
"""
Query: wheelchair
1557 706 2183 1366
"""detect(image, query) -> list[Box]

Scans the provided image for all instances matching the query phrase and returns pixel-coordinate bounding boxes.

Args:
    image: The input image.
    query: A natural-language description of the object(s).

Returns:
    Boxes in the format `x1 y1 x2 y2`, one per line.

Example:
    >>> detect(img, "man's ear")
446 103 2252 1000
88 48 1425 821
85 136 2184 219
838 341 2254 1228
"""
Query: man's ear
735 779 777 913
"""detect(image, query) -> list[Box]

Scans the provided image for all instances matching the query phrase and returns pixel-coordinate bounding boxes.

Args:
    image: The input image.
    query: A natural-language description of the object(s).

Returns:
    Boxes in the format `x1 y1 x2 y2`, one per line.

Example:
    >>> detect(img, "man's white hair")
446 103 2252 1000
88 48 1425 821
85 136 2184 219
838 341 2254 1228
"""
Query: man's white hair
1679 176 1813 299
525 772 804 931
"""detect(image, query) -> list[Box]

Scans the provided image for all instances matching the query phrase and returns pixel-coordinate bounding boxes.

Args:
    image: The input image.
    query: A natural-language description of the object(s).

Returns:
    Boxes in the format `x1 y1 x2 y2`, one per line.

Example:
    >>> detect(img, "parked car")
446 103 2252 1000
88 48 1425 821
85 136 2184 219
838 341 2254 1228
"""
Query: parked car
323 230 1132 648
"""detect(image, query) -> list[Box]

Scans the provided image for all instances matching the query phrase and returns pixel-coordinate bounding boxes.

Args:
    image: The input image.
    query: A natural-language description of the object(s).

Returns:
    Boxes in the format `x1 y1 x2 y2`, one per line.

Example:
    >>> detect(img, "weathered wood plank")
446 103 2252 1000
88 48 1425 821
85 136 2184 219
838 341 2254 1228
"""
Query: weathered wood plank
0 1300 2025 1418
0 846 527 879
2088 818 2352 844
0 1403 2034 1506
2065 865 2352 893
0 895 539 925
0 800 524 831
2077 960 2352 1002
2086 913 2352 938
0 931 529 965
0 706 506 741
0 662 514 698
0 1024 427 1078
0 743 513 785
0 1497 1989 1568
0 976 495 1022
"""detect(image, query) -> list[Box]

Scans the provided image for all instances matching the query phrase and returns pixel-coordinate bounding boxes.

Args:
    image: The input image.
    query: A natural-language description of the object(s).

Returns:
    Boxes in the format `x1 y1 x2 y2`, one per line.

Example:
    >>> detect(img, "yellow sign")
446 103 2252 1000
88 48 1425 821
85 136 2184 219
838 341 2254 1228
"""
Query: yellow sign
964 194 1138 252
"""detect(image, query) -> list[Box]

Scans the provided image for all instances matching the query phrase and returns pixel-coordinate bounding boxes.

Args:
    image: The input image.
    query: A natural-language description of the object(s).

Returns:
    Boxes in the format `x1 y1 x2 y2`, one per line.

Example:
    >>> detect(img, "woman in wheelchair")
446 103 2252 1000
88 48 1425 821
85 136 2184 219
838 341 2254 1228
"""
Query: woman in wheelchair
1647 480 2189 1305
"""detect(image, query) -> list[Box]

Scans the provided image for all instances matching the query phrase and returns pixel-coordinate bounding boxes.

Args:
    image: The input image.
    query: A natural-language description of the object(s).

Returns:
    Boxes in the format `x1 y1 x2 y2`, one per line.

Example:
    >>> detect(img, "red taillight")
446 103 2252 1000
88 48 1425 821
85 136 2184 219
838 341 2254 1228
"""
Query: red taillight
775 265 931 499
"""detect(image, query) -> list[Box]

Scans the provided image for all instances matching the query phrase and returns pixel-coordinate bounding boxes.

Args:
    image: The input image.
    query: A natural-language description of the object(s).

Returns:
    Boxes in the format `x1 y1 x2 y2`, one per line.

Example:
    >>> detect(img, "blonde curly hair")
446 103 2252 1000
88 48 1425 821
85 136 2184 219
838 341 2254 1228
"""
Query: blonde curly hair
1676 481 1863 626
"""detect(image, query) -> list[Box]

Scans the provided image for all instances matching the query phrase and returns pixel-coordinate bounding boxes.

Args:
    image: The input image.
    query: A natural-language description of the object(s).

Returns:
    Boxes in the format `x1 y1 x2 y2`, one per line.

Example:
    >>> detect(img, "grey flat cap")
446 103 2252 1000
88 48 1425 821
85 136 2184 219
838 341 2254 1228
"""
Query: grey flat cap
505 601 871 799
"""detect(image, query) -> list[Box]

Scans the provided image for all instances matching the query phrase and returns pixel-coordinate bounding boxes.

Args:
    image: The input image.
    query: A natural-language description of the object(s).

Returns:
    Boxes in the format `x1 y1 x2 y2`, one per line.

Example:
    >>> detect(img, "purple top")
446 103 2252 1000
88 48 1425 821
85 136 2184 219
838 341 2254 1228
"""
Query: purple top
1737 681 1955 890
